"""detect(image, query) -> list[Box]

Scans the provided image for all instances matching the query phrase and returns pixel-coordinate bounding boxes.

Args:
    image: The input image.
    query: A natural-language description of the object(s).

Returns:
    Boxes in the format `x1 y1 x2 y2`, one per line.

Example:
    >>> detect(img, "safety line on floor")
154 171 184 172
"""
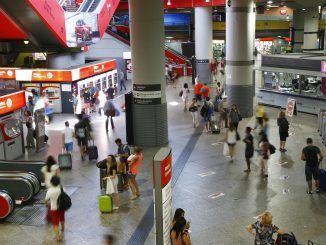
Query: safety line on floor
127 123 204 245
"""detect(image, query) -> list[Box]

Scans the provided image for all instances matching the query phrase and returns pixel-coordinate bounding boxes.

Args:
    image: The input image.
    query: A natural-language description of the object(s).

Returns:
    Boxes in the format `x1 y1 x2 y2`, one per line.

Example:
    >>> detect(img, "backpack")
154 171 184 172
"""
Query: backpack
200 103 208 117
275 233 298 245
57 187 72 211
77 127 86 138
269 143 276 155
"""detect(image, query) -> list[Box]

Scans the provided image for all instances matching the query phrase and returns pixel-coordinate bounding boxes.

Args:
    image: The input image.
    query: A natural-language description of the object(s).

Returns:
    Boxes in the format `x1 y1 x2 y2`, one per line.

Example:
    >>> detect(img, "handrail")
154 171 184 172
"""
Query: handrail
165 45 189 61
106 29 130 46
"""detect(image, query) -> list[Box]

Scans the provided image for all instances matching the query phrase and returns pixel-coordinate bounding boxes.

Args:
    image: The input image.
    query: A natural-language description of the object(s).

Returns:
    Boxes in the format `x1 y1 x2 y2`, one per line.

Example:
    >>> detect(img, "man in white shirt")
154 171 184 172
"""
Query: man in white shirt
45 176 64 241
62 121 74 153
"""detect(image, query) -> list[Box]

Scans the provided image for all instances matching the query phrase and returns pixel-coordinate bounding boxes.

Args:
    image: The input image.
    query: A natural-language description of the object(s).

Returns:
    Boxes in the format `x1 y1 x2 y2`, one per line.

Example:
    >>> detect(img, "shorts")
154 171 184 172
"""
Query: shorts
305 165 319 181
83 103 90 109
77 138 87 146
128 173 137 179
65 142 73 152
204 116 211 122
195 94 201 102
227 143 236 146
279 132 288 141
50 210 65 227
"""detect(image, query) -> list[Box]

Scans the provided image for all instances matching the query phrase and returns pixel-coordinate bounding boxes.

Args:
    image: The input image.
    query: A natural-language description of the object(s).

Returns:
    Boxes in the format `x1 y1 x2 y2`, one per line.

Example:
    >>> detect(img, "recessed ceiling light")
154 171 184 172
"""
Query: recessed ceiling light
267 0 273 4
302 8 306 11
23 40 29 45
166 37 174 39
167 0 171 6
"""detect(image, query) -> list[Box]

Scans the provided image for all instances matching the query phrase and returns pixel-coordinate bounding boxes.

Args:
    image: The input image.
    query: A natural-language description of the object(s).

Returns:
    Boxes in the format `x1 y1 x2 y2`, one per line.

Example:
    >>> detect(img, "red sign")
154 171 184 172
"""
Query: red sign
161 155 172 187
0 91 26 116
31 70 72 82
280 9 287 15
286 98 296 117
0 9 28 40
79 60 117 80
0 69 16 79
26 0 67 46
98 0 120 38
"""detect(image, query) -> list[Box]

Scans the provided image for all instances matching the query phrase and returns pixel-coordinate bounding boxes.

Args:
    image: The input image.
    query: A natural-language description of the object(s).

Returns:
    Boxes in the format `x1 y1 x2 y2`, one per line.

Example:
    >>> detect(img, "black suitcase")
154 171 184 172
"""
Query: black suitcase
88 140 98 160
58 150 72 169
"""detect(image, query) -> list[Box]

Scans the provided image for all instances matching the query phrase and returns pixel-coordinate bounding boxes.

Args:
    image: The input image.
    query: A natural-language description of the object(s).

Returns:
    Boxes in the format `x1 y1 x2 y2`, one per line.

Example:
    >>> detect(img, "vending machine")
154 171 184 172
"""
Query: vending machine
0 117 23 160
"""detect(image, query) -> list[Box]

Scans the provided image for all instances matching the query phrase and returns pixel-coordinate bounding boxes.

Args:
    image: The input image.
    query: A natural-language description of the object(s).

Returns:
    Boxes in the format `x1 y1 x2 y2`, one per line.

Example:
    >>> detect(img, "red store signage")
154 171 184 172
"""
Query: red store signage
79 60 117 79
0 91 26 116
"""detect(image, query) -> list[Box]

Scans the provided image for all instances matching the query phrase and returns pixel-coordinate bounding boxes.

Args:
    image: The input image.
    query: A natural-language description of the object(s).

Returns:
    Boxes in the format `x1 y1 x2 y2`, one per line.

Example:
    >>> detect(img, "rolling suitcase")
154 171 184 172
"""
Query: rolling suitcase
99 195 112 213
88 140 98 160
319 168 326 191
211 117 220 134
58 150 72 169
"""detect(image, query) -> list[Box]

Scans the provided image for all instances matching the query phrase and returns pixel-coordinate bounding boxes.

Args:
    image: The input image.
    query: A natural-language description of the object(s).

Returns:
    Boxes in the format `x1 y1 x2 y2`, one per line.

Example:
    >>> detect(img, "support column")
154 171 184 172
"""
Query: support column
226 0 255 118
129 0 168 146
195 7 213 84
303 8 319 51
292 10 304 53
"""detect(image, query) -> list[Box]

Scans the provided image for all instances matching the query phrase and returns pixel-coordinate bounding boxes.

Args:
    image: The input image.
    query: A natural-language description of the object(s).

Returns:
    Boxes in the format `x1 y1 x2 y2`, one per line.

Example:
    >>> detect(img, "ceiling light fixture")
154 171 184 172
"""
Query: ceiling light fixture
267 0 273 4
205 0 210 2
23 40 29 45
302 8 306 11
167 0 171 6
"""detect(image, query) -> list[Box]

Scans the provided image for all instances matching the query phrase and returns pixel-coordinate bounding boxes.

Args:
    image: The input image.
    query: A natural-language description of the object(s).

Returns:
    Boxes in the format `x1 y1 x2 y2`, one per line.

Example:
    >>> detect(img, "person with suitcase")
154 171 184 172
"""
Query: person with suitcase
301 138 323 194
62 121 74 154
74 114 88 161
102 155 120 210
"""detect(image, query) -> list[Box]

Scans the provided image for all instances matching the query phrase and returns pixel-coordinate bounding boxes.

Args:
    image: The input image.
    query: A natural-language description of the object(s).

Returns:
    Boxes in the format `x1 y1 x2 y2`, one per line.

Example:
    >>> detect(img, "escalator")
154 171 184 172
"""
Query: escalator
77 0 101 12
106 28 191 75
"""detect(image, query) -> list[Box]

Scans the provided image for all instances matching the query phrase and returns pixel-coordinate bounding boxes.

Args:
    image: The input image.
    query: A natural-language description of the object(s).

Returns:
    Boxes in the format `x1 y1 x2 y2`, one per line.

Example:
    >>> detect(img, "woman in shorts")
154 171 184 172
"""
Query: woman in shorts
127 147 143 200
225 124 237 162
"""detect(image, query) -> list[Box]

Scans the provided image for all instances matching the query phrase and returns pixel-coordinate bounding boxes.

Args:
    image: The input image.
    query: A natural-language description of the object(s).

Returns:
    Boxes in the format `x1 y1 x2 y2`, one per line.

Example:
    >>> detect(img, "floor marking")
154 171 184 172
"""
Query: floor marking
282 189 291 194
279 175 290 180
211 142 224 146
198 171 216 177
208 192 225 199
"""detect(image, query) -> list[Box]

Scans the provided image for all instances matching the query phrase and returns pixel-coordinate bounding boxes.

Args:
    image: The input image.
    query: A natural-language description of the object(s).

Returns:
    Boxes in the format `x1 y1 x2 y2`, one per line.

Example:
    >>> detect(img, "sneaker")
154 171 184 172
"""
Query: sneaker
130 195 138 200
316 189 321 194
244 169 251 173
306 190 313 195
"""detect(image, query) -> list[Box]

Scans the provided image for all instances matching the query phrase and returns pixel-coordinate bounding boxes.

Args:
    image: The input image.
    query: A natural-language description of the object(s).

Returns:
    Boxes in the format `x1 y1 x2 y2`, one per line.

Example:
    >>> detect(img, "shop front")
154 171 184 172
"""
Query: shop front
14 60 117 114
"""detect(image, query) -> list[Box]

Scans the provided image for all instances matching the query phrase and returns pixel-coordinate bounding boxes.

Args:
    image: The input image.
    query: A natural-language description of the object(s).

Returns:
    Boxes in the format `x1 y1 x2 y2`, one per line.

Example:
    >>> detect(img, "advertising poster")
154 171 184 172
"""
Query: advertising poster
126 59 132 80
65 12 99 47
286 98 296 117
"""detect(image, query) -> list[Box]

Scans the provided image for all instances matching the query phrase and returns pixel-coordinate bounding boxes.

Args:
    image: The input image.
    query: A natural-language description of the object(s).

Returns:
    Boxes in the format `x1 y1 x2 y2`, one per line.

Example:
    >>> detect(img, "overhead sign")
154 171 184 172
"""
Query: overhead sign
286 98 296 117
0 91 26 116
79 60 117 80
0 69 16 79
133 84 162 105
31 70 72 82
153 147 172 245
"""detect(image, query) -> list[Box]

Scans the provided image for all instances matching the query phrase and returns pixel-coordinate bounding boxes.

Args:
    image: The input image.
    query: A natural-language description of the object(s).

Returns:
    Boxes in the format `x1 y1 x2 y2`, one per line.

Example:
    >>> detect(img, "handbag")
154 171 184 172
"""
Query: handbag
179 90 183 97
107 108 116 117
223 143 229 156
106 177 115 195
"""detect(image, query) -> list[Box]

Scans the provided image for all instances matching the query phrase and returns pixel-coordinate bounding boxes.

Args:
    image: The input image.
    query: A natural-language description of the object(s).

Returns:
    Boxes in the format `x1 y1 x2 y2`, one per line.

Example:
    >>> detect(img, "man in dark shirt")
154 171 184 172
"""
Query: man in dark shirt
115 138 130 190
106 84 115 100
74 114 88 160
301 138 323 194
83 89 91 115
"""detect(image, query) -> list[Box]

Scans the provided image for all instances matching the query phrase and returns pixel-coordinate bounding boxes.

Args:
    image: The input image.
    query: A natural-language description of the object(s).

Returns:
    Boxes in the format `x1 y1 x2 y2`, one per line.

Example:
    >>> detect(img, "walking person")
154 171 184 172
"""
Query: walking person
215 82 223 100
181 83 190 111
115 138 131 190
102 155 120 210
243 127 254 172
74 114 88 160
103 97 117 132
254 103 265 130
201 97 214 133
127 147 143 200
119 69 127 91
106 84 115 100
98 90 106 116
301 138 323 194
219 96 229 128
259 134 270 177
62 121 74 154
189 98 199 128
194 78 203 103
225 124 238 162
82 88 91 115
229 104 241 130
277 111 289 152
45 176 65 241
246 211 284 245
25 121 35 149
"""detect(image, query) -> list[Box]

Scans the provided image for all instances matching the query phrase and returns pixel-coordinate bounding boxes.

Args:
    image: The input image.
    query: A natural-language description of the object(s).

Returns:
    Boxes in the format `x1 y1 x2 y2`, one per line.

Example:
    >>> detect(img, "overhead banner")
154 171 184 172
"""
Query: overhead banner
26 0 66 45
133 84 162 105
0 91 26 116
98 0 120 38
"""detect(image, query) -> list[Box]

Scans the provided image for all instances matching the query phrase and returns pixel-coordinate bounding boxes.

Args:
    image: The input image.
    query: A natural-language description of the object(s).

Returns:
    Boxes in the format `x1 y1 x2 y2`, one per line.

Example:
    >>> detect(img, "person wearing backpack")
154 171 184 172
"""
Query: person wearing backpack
301 138 323 194
74 114 88 160
277 111 289 152
246 211 284 245
201 97 214 133
45 176 65 241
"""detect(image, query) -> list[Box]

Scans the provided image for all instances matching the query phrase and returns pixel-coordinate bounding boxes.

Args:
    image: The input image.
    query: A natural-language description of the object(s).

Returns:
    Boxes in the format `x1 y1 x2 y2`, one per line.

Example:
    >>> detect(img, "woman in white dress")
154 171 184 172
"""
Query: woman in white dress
181 83 190 111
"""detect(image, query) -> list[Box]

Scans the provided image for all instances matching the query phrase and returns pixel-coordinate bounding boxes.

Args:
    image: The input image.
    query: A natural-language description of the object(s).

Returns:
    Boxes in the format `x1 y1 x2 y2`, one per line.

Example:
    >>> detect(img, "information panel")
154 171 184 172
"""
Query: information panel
133 84 161 105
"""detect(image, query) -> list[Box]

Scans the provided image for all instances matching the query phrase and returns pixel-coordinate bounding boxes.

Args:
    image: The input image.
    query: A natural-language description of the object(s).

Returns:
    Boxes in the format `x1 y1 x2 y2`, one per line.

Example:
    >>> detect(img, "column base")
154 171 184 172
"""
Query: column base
226 84 254 118
132 103 168 147
196 59 211 84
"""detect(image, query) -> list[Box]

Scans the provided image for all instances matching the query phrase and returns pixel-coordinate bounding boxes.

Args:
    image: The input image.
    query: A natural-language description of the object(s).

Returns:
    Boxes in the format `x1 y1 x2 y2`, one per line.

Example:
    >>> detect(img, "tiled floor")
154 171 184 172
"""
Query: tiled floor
0 77 325 245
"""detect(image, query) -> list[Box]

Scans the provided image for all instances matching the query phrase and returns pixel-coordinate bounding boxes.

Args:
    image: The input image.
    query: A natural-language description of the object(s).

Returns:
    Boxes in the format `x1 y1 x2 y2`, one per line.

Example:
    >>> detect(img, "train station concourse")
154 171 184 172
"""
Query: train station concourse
0 0 325 244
